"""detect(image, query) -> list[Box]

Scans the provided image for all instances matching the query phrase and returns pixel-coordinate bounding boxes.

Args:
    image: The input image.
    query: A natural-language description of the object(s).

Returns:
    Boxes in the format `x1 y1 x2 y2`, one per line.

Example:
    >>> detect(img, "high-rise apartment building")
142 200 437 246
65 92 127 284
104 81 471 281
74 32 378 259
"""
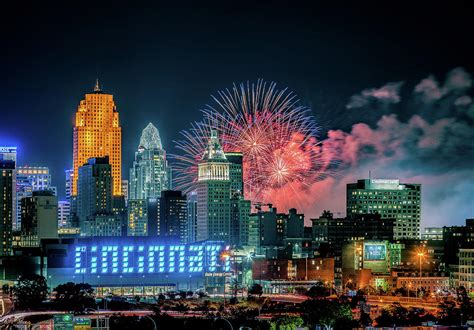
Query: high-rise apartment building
0 159 15 256
158 190 187 243
129 123 171 200
20 191 58 247
72 80 122 196
196 131 231 242
16 166 56 230
346 179 421 239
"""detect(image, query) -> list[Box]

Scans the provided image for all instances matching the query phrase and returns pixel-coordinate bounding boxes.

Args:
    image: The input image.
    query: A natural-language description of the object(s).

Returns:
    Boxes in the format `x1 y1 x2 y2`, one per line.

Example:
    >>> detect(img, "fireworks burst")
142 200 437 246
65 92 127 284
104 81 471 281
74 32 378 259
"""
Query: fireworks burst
173 80 331 206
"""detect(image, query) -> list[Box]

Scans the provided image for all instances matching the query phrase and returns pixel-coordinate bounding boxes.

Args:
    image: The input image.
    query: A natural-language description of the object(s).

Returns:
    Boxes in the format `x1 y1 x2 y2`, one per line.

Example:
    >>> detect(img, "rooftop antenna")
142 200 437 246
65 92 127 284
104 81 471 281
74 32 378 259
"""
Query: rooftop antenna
94 78 102 93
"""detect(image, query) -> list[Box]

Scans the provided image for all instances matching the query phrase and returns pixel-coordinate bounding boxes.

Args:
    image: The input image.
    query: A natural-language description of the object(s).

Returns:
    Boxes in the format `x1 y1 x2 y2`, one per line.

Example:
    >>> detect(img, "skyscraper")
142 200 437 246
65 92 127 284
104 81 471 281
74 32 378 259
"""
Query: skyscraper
1 147 17 233
129 123 171 200
0 159 14 256
16 166 56 230
196 130 231 242
77 157 121 236
72 80 122 196
57 200 70 228
346 179 421 239
158 190 187 243
20 190 58 247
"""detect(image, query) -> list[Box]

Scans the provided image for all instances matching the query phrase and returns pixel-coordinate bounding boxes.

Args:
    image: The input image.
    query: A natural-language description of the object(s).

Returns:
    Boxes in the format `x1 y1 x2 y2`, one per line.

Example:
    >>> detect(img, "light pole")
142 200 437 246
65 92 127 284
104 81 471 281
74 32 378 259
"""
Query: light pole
417 252 425 298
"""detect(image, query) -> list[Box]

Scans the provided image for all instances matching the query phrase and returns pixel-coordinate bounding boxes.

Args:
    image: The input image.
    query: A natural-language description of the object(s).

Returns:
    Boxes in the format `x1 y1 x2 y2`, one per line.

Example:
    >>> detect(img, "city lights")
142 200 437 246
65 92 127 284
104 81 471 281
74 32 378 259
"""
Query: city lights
73 241 231 275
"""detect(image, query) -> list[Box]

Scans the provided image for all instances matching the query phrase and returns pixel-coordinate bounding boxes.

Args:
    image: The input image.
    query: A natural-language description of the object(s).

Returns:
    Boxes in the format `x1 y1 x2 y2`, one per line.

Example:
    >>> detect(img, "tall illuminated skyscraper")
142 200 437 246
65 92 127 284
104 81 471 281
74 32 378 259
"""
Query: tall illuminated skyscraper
72 80 122 196
129 122 171 200
196 130 231 242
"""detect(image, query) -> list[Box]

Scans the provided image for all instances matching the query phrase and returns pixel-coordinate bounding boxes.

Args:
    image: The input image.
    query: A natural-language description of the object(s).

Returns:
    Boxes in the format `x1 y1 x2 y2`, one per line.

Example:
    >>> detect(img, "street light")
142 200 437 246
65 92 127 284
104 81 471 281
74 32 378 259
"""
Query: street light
417 252 425 298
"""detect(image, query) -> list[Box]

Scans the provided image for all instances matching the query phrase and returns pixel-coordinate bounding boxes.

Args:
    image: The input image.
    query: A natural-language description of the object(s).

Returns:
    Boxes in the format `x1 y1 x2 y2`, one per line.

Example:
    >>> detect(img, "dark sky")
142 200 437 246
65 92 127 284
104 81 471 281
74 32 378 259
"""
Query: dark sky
1 1 474 199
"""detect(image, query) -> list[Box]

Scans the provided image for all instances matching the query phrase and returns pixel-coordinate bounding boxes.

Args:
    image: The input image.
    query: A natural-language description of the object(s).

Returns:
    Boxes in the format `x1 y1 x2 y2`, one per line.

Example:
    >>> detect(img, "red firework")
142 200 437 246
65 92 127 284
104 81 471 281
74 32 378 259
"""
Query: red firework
173 80 330 206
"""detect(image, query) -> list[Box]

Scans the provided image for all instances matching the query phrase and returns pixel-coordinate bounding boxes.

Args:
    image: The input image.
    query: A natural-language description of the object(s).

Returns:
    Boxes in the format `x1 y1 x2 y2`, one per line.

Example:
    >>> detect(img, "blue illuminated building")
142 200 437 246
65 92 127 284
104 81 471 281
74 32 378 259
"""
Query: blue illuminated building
47 237 231 295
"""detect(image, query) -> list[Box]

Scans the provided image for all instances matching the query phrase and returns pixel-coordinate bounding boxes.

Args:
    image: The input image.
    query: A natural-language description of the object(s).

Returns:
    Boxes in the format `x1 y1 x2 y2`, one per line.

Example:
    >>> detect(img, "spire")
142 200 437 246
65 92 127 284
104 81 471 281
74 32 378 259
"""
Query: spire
202 130 227 161
139 122 163 150
94 78 102 93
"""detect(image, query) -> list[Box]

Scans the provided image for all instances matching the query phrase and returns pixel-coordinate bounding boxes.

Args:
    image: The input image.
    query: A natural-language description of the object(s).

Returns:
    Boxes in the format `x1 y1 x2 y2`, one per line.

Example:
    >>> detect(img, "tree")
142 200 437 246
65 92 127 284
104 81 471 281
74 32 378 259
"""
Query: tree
302 299 353 329
294 286 308 295
2 283 11 296
358 310 372 327
248 283 263 297
270 314 304 330
12 274 48 310
457 286 473 325
374 303 427 327
53 282 96 312
306 282 329 299
437 298 461 325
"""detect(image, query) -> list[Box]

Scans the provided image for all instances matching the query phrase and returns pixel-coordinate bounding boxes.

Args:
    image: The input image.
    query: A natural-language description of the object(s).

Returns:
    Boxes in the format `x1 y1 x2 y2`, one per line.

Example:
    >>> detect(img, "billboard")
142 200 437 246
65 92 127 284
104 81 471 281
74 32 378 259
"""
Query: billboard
364 243 387 261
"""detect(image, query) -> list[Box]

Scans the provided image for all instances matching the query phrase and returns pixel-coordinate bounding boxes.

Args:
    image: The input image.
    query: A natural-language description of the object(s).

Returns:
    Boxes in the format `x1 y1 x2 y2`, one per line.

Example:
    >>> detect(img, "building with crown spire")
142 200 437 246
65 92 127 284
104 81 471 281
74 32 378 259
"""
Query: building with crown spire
196 130 232 242
72 80 122 197
128 122 171 236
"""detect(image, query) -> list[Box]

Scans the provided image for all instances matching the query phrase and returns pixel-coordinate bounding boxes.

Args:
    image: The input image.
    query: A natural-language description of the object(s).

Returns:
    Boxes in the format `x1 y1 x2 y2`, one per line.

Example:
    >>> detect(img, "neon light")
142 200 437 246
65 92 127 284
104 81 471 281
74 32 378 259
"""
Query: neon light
73 241 228 275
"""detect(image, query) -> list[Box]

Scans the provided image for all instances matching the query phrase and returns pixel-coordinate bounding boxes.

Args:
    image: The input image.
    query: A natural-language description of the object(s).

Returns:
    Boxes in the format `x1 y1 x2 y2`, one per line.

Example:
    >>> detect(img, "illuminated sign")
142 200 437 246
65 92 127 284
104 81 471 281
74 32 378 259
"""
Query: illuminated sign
74 241 230 275
364 243 387 261
0 147 17 153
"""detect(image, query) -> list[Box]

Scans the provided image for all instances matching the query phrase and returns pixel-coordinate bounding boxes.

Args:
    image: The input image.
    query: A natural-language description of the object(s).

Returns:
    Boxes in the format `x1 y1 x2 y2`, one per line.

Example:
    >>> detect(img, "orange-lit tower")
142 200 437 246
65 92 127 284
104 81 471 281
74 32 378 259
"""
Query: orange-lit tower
72 80 122 196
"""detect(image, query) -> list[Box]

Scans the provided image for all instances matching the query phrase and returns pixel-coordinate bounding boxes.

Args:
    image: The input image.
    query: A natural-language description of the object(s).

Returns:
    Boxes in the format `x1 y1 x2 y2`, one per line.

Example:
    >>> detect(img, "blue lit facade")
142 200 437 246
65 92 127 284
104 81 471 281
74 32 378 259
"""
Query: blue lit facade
47 238 231 294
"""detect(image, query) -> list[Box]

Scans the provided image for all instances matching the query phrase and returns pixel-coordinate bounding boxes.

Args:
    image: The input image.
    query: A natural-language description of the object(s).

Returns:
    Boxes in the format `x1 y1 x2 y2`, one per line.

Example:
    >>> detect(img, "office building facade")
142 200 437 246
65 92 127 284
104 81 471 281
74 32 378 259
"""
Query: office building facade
72 80 122 196
16 166 56 230
129 123 171 200
347 179 421 239
76 157 122 236
127 199 148 236
196 131 231 242
158 190 187 243
20 190 58 247
57 200 71 228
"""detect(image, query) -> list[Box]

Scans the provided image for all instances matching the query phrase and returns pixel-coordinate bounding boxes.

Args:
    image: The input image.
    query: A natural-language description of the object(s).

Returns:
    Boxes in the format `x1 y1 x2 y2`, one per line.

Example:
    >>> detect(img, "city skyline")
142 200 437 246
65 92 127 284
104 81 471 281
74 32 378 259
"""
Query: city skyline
1 2 473 227
1 3 473 327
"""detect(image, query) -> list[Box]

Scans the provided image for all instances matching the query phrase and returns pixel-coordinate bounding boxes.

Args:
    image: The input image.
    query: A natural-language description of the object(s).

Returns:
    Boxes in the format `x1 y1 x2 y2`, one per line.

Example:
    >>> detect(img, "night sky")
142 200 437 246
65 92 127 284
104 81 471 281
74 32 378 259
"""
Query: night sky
2 1 473 225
